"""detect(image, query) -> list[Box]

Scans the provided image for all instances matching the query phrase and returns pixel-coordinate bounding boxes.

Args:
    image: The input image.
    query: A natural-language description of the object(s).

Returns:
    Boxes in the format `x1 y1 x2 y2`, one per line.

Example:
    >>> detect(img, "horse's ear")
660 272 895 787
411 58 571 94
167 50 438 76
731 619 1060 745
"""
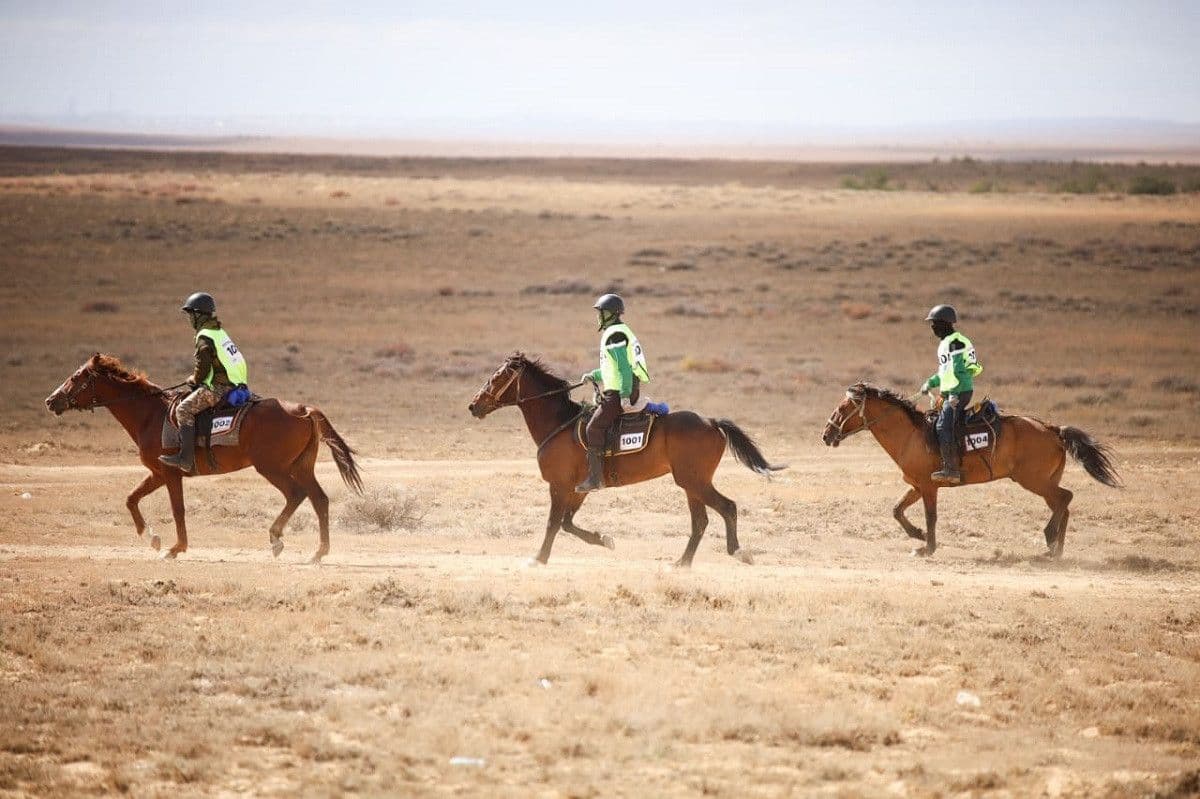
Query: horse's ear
89 352 101 365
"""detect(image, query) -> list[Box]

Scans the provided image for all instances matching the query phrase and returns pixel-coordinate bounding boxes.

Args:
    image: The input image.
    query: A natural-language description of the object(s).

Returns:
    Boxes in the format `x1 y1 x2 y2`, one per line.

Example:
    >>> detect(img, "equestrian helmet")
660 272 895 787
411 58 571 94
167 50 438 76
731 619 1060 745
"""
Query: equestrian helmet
924 304 957 324
593 293 625 314
182 292 217 315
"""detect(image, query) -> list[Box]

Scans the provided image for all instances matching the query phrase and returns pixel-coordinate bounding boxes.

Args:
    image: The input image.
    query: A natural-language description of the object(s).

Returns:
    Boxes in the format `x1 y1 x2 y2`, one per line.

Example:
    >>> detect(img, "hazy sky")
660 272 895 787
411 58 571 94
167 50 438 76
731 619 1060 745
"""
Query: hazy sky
2 0 1198 137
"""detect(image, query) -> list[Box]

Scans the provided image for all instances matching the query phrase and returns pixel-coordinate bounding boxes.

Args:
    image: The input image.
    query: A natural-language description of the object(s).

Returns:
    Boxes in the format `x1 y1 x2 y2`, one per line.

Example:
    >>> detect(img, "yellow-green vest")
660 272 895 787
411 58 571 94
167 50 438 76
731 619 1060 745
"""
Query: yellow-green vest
197 328 248 388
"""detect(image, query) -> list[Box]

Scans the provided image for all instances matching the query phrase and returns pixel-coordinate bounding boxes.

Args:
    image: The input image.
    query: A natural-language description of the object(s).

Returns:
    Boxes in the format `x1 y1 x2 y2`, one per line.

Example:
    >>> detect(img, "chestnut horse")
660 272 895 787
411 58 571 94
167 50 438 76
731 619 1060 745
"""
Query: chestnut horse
468 353 785 567
822 383 1120 557
45 354 363 561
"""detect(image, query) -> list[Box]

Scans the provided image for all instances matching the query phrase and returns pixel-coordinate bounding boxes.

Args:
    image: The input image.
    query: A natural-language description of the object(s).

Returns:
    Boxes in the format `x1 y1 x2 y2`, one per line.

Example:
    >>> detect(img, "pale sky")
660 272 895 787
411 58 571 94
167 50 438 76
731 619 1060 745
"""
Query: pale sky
1 0 1198 138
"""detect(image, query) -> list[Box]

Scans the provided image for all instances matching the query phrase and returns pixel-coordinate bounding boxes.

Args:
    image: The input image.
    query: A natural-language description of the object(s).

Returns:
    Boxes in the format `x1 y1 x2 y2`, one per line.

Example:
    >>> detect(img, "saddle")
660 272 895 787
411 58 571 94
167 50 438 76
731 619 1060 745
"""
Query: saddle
575 408 660 457
924 398 1004 458
162 392 262 468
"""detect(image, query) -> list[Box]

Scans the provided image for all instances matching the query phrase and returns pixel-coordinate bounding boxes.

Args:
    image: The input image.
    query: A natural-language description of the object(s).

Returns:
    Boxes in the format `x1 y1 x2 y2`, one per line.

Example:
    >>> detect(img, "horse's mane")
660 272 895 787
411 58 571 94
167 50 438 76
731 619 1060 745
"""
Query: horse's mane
509 352 581 410
93 354 160 393
848 382 927 427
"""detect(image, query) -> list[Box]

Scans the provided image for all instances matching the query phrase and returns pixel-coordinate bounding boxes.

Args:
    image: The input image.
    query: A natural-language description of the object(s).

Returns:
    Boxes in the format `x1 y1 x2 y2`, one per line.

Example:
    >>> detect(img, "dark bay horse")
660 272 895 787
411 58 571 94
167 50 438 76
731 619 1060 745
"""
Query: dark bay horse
468 353 785 567
45 354 363 561
822 383 1120 557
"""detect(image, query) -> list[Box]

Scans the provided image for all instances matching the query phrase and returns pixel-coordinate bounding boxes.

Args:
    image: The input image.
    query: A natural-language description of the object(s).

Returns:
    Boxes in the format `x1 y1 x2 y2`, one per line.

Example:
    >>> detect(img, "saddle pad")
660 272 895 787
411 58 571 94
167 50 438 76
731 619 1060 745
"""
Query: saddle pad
575 411 657 457
161 402 253 450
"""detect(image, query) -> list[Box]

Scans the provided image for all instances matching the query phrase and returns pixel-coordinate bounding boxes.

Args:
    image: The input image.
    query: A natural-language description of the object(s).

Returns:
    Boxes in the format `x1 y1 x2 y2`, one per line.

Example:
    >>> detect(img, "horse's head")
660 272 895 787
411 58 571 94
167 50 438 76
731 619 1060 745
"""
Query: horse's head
468 353 526 419
822 385 870 447
45 353 104 415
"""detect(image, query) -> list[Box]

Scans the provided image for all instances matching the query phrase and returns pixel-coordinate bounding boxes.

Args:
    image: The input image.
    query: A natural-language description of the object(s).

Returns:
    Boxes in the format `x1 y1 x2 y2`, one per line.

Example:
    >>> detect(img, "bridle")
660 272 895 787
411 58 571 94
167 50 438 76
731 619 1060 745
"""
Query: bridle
61 369 101 411
825 390 913 445
476 361 584 411
57 368 186 413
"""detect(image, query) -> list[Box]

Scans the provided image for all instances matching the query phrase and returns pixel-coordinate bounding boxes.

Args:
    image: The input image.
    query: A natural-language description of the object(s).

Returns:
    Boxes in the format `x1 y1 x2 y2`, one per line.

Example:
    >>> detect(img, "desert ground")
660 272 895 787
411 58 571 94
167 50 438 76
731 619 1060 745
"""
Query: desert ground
0 147 1198 797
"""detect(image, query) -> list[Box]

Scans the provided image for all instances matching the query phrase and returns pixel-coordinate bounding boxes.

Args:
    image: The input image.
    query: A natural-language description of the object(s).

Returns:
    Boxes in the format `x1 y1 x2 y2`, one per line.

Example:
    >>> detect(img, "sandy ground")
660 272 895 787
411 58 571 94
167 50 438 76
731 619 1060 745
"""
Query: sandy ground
0 148 1198 796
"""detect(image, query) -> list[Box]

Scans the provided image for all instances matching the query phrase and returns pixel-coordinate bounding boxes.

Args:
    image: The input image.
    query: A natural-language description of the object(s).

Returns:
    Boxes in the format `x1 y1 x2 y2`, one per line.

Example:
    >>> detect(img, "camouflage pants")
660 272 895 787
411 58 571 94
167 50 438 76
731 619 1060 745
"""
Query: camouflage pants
176 386 222 426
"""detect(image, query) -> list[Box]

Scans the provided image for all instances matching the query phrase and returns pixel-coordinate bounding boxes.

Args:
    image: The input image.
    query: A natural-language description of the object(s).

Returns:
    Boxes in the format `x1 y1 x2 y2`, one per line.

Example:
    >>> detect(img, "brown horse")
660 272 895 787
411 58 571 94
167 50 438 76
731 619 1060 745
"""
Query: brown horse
821 383 1120 557
468 353 784 567
45 354 363 562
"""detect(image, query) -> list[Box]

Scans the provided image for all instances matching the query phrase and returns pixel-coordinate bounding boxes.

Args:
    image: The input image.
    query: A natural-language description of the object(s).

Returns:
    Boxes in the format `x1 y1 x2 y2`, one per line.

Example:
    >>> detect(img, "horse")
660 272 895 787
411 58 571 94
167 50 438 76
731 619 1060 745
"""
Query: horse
821 383 1120 558
44 354 363 562
467 353 785 567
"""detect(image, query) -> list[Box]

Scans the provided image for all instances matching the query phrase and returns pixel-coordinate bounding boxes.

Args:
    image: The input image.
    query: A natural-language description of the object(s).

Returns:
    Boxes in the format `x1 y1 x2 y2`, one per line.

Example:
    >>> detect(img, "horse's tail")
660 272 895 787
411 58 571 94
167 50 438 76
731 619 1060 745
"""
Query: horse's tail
712 419 787 476
309 409 364 495
1056 426 1121 488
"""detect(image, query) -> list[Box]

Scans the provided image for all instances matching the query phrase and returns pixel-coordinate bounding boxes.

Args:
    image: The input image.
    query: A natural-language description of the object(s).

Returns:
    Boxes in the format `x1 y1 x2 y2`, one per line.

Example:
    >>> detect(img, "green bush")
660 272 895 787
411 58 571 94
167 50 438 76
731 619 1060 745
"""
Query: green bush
969 179 1002 194
1127 175 1177 195
1055 164 1112 194
841 167 891 191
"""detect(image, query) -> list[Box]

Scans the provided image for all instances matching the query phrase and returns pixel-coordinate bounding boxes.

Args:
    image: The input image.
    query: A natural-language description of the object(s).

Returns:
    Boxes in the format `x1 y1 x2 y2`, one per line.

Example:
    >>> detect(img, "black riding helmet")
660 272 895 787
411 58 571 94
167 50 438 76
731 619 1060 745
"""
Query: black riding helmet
593 293 625 315
594 293 624 330
182 292 217 316
924 304 957 324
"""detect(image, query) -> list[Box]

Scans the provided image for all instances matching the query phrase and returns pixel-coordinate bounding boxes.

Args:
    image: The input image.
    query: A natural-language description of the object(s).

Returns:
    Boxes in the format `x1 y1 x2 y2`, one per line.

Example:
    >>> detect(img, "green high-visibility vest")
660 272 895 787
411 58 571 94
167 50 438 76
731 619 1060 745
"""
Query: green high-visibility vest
933 331 980 393
196 328 248 388
599 323 650 394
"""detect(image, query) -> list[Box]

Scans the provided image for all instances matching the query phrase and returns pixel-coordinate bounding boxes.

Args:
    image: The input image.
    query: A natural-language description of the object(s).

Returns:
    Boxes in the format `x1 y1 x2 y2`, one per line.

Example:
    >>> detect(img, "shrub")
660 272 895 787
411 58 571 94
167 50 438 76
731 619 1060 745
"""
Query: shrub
842 168 890 191
81 301 120 313
1127 175 1177 195
841 302 873 320
373 342 414 361
340 487 424 533
969 179 1002 194
1055 165 1112 194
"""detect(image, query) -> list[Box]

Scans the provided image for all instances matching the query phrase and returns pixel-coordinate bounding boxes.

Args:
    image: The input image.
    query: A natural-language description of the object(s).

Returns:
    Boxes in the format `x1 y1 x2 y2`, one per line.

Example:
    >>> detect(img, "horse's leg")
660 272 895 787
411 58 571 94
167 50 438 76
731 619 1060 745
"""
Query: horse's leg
561 491 615 550
675 493 708 569
914 486 938 557
1039 487 1073 558
256 468 306 559
700 485 749 564
291 467 330 564
893 486 925 541
532 486 567 566
126 471 164 551
163 473 187 559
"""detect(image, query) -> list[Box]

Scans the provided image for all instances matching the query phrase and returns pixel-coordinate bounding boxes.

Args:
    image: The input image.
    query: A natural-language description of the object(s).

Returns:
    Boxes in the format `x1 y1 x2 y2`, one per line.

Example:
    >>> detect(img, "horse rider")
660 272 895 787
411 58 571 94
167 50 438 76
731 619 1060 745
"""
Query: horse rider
159 292 248 474
576 293 651 492
919 304 983 485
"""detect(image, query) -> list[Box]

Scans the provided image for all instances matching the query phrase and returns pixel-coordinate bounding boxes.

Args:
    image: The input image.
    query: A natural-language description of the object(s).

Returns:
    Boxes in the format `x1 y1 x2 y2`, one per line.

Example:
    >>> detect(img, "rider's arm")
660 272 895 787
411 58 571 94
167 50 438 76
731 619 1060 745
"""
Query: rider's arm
608 341 634 398
190 339 215 387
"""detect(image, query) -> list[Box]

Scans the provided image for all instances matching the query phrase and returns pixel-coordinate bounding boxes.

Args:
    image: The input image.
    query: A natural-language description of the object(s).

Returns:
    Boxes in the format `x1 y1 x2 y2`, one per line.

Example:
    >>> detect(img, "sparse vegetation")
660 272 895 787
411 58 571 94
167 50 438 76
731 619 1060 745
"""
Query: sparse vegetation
339 486 424 532
1127 174 1177 195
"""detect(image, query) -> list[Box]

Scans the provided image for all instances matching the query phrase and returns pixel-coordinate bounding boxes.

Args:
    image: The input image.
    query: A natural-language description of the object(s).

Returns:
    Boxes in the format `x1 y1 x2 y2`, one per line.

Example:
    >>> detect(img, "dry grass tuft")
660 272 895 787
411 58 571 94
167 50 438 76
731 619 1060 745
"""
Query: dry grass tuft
679 356 736 374
841 302 874 320
339 486 424 533
80 300 120 313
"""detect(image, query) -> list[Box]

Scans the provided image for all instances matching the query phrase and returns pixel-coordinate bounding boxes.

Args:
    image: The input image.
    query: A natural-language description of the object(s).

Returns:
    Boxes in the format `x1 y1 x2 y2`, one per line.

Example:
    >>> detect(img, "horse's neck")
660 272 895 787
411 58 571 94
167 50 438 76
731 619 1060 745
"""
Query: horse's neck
866 399 924 465
98 380 164 443
516 393 579 447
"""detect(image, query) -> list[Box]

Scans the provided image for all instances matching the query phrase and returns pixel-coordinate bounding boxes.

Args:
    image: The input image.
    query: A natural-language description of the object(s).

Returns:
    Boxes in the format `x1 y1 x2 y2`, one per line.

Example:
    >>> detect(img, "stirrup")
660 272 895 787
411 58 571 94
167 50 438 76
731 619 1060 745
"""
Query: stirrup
931 467 961 485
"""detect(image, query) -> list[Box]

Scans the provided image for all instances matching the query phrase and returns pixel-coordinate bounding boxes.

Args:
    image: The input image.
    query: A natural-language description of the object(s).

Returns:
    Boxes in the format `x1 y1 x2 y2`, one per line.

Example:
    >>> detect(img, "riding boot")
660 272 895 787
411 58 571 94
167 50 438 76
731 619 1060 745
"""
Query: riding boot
575 447 605 493
159 424 196 474
931 441 961 485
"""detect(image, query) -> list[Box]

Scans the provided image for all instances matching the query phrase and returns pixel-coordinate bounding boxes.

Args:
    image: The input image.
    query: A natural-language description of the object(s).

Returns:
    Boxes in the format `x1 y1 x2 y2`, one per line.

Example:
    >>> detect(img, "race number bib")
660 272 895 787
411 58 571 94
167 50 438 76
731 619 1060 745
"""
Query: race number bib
222 340 244 365
964 432 989 452
210 416 234 435
619 432 645 451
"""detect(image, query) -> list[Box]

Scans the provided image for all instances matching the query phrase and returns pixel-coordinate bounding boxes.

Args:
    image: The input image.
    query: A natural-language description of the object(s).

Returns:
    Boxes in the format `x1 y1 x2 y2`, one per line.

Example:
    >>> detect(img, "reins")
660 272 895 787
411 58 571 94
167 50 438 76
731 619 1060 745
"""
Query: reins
827 391 926 444
65 369 189 412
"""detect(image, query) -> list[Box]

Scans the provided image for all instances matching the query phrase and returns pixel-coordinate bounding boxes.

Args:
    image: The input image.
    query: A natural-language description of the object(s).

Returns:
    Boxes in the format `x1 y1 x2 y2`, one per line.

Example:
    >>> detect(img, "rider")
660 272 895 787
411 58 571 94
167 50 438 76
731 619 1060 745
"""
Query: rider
576 293 651 492
919 304 982 485
159 292 248 474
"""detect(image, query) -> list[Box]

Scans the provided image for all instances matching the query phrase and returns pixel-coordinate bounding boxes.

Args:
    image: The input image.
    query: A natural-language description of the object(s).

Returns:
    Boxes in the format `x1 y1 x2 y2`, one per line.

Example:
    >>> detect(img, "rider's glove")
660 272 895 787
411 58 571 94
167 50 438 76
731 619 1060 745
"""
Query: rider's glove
919 380 931 394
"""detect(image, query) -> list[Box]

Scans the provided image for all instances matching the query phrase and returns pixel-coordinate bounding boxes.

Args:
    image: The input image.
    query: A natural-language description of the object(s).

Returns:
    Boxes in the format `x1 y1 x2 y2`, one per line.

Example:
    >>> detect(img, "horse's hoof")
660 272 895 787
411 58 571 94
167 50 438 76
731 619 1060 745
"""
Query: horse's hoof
672 559 692 570
523 557 545 569
161 549 179 560
601 535 616 550
911 546 932 558
308 554 323 565
149 533 161 551
271 539 284 558
732 549 754 565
